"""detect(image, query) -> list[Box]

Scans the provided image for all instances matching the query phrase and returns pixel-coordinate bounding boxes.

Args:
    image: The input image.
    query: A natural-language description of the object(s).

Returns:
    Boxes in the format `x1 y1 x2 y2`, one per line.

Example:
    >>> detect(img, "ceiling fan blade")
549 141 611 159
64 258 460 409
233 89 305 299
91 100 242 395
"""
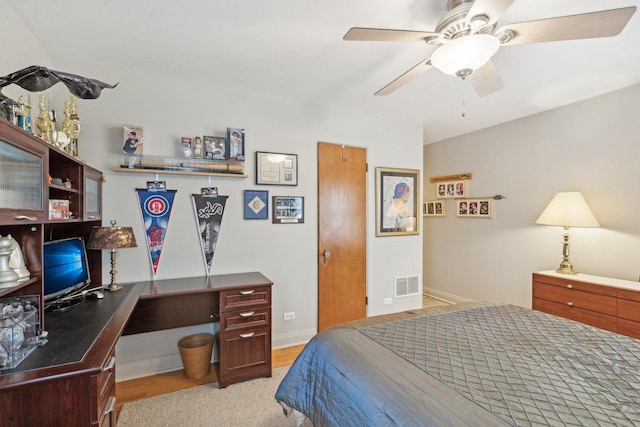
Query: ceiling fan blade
496 7 637 46
344 27 439 42
374 58 432 96
466 0 515 27
468 60 504 97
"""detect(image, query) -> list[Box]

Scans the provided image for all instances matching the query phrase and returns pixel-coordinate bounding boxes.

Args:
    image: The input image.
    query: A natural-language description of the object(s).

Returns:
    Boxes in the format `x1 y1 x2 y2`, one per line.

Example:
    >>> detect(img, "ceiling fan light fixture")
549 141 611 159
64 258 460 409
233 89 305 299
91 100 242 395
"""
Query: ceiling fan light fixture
430 34 500 78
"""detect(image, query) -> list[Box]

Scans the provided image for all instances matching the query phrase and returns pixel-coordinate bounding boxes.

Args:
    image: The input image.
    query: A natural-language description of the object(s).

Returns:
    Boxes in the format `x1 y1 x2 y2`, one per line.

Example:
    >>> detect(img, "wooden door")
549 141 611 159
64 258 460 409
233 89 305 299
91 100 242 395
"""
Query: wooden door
317 142 367 331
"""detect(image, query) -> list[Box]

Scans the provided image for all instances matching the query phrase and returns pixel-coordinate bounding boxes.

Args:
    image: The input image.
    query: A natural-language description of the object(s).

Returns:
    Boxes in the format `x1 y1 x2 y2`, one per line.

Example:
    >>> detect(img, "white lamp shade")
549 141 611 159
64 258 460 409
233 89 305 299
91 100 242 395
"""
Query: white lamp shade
535 192 600 228
430 34 500 76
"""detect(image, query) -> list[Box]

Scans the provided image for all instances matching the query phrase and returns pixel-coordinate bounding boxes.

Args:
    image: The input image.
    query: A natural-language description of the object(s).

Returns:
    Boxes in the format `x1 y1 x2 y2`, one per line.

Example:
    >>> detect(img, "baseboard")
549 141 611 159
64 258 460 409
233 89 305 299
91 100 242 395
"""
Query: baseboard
423 287 473 304
272 328 316 350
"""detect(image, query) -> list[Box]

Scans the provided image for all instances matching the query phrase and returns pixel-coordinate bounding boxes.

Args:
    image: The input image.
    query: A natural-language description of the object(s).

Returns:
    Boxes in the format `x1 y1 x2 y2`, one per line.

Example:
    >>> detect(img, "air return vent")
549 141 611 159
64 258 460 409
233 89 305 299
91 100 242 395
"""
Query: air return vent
394 275 421 297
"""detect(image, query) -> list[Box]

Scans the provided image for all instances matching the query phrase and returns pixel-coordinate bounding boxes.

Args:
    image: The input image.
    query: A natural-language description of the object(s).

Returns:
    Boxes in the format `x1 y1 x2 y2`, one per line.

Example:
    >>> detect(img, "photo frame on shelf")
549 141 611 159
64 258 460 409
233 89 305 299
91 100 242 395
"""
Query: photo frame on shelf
226 128 245 161
436 180 468 199
256 151 298 186
272 195 304 224
244 190 269 219
423 200 445 217
122 124 144 155
376 167 420 236
456 198 493 218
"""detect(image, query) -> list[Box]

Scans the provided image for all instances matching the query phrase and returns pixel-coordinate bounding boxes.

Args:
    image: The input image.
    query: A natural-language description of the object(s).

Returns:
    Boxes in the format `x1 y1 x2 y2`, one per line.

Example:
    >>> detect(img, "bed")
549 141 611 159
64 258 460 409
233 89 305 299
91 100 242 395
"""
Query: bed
275 303 640 426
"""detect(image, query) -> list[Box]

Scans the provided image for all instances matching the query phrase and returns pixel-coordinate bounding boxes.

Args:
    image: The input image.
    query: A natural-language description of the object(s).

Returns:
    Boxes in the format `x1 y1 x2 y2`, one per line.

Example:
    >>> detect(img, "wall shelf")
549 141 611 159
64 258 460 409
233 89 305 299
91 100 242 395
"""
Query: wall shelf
112 167 247 178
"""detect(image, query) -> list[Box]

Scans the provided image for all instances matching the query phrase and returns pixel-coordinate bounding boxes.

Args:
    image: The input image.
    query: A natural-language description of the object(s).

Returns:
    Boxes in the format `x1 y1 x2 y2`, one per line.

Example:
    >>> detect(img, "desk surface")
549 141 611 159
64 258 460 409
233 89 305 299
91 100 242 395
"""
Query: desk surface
135 271 273 297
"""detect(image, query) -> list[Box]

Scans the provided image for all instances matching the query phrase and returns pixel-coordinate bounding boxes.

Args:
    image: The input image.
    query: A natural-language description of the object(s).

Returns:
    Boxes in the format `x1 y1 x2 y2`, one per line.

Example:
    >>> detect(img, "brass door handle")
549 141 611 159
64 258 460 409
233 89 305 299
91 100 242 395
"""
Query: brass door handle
322 249 331 264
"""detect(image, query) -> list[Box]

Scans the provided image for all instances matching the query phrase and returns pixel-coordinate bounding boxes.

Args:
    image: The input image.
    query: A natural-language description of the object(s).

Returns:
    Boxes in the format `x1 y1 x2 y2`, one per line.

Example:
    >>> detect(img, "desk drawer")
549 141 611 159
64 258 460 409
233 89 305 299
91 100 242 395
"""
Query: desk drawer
218 327 272 388
92 349 117 426
533 282 617 316
220 286 271 312
221 307 271 332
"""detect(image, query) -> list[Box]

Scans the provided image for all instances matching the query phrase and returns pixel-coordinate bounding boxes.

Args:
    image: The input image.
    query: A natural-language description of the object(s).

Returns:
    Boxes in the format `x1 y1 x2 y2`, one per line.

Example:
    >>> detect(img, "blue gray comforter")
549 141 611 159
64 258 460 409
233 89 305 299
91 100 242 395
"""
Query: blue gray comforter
275 304 640 426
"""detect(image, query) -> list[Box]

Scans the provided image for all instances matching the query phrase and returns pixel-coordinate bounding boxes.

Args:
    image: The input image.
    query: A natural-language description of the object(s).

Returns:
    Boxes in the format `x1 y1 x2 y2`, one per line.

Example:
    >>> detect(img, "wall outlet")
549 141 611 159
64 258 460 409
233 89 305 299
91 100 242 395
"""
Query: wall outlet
384 298 393 305
283 312 295 321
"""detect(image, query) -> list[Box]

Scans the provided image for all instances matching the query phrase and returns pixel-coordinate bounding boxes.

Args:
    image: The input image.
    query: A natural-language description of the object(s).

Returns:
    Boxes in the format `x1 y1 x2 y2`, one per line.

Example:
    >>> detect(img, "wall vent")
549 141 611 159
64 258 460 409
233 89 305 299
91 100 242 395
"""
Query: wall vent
394 275 421 297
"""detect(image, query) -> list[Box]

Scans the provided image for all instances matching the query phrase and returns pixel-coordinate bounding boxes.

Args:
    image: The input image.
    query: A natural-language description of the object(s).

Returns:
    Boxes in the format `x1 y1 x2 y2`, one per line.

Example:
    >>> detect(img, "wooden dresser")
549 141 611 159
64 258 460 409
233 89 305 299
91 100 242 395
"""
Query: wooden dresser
532 271 640 339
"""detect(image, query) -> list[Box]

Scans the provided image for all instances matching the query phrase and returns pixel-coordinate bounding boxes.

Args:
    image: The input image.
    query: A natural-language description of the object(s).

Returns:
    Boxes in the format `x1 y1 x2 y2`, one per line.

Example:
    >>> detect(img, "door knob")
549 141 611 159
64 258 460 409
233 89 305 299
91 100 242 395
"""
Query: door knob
322 249 331 264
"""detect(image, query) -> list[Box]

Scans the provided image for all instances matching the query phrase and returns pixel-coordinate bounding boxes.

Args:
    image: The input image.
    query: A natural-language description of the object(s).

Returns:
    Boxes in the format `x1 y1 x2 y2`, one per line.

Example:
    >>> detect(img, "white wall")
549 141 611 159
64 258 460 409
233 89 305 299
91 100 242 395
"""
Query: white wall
423 84 640 307
2 0 424 380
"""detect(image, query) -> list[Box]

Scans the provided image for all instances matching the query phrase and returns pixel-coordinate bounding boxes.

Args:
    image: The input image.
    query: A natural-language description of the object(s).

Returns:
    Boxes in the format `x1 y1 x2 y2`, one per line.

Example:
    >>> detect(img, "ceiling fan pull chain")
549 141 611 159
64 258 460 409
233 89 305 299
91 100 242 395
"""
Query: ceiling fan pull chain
461 100 467 118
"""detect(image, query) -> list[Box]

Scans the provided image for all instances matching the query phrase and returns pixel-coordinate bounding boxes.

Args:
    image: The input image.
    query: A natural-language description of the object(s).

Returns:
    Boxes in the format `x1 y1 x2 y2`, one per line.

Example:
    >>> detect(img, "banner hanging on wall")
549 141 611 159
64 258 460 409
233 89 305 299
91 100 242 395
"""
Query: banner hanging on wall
191 194 228 276
136 188 177 278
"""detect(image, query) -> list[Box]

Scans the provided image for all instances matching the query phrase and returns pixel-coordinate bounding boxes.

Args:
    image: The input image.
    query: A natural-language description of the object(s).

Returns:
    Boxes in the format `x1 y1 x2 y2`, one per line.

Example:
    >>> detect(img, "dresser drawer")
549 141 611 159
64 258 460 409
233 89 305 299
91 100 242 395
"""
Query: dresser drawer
618 298 640 322
532 274 617 297
533 282 617 316
532 297 617 332
220 307 271 332
220 286 271 312
617 319 640 339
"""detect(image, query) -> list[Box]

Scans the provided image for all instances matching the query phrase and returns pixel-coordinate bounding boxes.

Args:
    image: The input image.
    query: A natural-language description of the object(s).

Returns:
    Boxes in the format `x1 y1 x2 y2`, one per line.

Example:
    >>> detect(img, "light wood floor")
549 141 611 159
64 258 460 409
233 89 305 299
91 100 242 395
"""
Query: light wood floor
116 295 450 416
115 344 305 416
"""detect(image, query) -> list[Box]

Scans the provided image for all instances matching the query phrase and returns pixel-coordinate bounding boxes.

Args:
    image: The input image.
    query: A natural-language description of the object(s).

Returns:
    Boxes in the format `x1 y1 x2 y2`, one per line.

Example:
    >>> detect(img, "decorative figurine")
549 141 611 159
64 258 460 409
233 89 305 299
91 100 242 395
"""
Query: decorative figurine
0 235 20 286
35 95 54 143
8 236 30 281
16 96 32 133
67 97 83 157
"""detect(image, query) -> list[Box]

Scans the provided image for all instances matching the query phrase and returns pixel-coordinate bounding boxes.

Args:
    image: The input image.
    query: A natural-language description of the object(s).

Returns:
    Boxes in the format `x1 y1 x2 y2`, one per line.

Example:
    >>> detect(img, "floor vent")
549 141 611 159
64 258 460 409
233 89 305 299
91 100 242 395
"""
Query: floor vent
394 275 421 297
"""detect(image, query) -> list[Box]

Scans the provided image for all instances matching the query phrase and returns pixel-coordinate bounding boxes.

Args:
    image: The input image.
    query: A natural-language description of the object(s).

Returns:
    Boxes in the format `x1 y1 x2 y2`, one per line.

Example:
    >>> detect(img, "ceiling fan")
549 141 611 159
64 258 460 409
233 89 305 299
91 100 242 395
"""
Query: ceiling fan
344 0 636 97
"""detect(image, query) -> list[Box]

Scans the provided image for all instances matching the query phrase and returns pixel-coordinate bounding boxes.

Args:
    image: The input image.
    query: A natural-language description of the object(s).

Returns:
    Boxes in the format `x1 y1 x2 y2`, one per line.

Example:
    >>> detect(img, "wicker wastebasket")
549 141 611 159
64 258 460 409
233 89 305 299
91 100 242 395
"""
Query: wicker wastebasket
178 333 214 380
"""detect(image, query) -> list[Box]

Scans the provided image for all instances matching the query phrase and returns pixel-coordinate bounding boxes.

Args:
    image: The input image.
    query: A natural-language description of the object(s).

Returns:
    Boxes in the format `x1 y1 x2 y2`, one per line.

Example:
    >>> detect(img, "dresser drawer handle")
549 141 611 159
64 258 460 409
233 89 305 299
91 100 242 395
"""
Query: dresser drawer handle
15 215 37 221
567 302 574 306
239 311 255 317
566 284 573 289
239 332 255 338
240 290 255 295
103 356 116 372
103 396 116 415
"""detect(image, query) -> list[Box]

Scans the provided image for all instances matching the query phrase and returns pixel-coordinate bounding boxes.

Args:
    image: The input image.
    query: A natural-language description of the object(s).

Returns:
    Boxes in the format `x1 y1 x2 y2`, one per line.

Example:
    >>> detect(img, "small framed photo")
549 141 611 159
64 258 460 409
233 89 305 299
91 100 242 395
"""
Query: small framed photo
436 180 468 199
256 151 298 186
203 135 227 160
376 167 420 236
244 190 269 219
456 198 493 218
146 181 166 192
123 124 144 155
272 196 304 224
180 137 193 158
423 200 445 217
201 187 218 196
226 128 245 161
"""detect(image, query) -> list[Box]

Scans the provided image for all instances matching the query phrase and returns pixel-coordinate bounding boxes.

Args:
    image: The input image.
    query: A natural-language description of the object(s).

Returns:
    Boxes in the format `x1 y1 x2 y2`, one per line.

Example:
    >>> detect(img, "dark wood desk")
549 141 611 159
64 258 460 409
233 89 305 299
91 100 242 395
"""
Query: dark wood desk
0 272 273 426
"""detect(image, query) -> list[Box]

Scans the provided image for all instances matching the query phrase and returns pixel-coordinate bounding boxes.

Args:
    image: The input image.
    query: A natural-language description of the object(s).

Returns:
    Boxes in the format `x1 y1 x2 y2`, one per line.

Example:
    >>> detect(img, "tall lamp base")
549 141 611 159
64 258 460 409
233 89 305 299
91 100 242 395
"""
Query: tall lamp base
556 228 577 275
104 249 123 291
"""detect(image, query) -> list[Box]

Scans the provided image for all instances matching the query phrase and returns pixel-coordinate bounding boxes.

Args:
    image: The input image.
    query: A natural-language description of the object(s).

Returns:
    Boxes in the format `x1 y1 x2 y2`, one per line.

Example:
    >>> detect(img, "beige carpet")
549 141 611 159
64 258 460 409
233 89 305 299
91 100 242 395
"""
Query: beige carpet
118 366 310 427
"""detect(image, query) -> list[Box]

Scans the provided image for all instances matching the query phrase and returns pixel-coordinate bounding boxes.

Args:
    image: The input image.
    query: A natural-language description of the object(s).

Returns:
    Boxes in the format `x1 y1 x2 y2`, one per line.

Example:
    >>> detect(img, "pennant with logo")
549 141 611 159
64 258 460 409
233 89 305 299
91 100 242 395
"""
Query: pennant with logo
136 189 177 278
191 195 227 275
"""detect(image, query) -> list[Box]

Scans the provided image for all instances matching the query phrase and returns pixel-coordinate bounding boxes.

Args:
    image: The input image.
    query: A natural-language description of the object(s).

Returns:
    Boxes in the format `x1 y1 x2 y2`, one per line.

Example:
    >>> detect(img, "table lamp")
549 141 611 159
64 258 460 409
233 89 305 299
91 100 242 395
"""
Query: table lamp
535 192 599 275
87 220 137 291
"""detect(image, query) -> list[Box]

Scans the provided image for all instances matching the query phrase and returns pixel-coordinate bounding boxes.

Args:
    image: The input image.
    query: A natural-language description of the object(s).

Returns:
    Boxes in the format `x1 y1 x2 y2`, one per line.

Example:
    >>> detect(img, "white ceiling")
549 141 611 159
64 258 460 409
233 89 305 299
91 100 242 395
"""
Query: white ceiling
6 0 640 143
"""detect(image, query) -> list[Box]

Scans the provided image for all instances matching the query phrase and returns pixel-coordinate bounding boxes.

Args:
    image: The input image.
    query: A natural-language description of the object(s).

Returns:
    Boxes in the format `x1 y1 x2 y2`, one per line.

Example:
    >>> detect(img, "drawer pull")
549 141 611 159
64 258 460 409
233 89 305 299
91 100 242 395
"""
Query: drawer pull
567 302 574 306
239 332 255 338
103 356 116 372
240 290 255 295
566 284 573 289
239 311 255 317
15 215 37 221
103 396 116 415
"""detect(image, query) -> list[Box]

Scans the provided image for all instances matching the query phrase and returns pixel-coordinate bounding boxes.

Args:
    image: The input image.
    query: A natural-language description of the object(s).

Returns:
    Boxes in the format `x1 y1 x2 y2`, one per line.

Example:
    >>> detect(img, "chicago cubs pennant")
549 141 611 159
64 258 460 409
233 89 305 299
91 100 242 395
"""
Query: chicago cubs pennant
136 189 177 277
191 194 227 276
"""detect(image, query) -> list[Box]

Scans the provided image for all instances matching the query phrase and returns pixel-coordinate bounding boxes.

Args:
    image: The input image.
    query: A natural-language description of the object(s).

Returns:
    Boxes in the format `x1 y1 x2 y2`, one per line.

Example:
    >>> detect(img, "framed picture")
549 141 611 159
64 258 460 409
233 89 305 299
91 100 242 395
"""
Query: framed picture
203 135 226 160
244 190 269 219
456 198 493 218
272 196 304 224
226 128 245 161
376 167 420 236
123 124 144 155
436 180 468 199
256 151 298 186
423 200 445 217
